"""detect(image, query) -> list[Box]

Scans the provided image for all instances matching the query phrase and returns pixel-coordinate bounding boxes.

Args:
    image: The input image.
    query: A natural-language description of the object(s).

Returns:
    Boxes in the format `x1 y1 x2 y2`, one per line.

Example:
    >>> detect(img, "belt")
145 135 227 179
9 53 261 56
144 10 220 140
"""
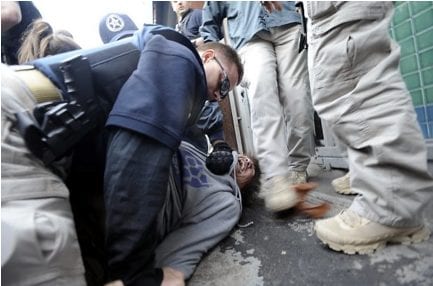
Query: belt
13 65 62 103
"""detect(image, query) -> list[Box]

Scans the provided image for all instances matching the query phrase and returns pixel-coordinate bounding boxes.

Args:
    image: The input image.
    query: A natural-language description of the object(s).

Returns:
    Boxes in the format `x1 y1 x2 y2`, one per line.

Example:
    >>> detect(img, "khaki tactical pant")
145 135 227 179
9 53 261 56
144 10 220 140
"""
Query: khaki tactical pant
307 1 433 227
1 64 85 285
239 23 315 180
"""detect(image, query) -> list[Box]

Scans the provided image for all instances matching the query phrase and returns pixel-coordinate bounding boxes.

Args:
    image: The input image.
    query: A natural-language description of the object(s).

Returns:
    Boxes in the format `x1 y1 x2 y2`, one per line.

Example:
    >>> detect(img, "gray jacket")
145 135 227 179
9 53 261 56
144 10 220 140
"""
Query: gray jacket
200 1 301 49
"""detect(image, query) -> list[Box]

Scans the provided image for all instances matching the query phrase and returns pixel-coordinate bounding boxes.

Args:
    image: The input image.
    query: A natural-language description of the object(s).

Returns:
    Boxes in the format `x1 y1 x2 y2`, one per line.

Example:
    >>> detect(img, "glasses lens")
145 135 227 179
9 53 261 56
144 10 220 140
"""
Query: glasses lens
214 57 231 99
220 76 230 98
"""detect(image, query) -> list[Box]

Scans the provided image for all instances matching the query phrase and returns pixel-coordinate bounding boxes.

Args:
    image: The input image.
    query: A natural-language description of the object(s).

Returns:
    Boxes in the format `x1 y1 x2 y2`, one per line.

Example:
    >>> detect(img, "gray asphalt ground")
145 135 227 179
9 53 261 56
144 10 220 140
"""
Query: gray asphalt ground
189 161 433 286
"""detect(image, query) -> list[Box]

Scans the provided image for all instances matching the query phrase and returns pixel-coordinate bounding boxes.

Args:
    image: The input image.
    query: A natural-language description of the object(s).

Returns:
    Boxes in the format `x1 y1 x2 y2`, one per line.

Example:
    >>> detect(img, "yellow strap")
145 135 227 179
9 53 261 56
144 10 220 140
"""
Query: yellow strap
13 65 62 103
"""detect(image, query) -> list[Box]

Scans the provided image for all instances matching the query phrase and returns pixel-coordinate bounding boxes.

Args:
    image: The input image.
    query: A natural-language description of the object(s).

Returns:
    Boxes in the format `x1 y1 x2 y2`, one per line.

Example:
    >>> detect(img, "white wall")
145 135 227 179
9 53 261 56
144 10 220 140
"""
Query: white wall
34 0 153 49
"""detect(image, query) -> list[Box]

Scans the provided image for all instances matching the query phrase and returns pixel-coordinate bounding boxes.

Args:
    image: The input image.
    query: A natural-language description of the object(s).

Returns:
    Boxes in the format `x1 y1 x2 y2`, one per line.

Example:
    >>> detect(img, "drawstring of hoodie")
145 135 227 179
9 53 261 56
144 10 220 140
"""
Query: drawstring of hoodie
230 151 243 213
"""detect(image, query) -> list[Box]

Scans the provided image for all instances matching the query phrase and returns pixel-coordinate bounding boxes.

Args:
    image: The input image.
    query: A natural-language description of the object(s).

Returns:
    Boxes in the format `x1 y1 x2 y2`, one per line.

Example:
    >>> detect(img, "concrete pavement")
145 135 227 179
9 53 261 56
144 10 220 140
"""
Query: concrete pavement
189 163 433 286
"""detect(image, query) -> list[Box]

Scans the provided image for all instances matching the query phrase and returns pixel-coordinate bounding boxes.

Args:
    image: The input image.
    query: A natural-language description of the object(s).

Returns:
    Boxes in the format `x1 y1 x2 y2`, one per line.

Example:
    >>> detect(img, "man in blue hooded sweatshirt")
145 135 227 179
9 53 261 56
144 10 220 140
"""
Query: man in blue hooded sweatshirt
1 24 243 286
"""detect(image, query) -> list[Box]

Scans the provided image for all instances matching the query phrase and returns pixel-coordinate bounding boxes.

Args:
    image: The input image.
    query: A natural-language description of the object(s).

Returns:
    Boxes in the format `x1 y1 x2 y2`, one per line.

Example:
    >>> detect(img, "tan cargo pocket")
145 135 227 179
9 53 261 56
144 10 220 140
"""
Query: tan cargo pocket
312 31 353 90
307 1 343 20
34 211 83 268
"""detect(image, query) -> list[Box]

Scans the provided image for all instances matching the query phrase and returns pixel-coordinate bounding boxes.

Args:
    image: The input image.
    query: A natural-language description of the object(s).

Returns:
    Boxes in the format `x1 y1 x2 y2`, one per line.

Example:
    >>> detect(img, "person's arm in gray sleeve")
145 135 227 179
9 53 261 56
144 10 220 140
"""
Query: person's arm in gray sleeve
154 191 241 279
200 1 227 43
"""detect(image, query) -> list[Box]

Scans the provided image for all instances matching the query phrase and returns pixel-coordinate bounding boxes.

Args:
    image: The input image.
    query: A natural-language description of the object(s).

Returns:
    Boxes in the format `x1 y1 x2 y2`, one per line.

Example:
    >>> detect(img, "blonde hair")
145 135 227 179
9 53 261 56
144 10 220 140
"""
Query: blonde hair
18 19 81 64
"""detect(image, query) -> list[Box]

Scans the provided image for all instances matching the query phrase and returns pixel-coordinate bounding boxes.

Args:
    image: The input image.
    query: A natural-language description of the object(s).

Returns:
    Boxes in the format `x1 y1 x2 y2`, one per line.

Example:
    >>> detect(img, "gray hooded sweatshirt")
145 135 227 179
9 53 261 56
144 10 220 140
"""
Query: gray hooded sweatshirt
155 141 242 279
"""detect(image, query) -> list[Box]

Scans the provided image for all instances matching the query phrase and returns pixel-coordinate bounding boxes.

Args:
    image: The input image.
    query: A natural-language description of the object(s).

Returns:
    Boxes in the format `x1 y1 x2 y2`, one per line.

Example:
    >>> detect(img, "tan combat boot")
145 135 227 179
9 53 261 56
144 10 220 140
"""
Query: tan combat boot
315 209 430 254
260 175 300 212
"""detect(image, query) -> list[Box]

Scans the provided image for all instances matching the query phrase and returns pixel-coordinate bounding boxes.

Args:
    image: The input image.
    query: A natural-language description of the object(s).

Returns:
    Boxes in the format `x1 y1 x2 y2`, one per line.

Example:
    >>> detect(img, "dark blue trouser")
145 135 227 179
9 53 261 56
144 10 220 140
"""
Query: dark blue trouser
104 128 173 285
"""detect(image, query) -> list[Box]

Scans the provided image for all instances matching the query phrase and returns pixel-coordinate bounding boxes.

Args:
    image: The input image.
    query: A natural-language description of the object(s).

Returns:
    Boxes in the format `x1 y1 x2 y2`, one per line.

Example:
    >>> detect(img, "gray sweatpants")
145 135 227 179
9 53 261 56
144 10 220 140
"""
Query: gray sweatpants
306 1 433 227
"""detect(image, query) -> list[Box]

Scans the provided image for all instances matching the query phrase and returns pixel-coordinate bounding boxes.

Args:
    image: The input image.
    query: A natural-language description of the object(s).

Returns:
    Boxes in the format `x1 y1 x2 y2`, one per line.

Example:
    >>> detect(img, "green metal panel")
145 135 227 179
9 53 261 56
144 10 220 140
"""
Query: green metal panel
426 86 433 104
422 68 433 85
390 1 433 139
400 54 418 74
419 48 433 68
410 1 433 14
393 2 410 23
417 30 433 50
399 37 416 56
413 10 433 33
394 20 413 41
403 73 421 90
411 89 424 106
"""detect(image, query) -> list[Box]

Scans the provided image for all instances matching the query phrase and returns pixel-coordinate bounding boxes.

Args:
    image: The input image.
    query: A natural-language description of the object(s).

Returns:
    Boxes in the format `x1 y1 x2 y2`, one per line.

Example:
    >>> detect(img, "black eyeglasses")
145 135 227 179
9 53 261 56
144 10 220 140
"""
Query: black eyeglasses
213 57 231 99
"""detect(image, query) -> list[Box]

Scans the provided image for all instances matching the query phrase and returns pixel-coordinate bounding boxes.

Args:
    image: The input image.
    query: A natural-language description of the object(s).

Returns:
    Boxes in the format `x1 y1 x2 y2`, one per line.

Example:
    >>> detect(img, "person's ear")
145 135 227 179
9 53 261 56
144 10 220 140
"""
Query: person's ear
201 49 215 64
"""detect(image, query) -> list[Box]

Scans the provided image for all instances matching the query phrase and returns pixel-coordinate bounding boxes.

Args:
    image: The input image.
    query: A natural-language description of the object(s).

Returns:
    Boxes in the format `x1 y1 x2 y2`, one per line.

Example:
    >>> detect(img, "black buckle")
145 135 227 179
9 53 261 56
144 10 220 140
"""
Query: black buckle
15 55 100 165
296 2 308 53
15 99 94 165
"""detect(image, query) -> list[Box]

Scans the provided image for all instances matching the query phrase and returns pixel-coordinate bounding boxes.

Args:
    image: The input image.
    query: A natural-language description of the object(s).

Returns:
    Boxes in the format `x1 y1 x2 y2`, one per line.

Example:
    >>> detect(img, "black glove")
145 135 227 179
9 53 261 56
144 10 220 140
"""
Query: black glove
206 141 234 175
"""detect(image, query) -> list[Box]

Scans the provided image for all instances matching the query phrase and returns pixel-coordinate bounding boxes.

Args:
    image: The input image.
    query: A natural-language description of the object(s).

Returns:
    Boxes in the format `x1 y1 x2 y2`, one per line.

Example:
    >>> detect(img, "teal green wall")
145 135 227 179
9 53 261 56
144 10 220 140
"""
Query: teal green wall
390 1 433 138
